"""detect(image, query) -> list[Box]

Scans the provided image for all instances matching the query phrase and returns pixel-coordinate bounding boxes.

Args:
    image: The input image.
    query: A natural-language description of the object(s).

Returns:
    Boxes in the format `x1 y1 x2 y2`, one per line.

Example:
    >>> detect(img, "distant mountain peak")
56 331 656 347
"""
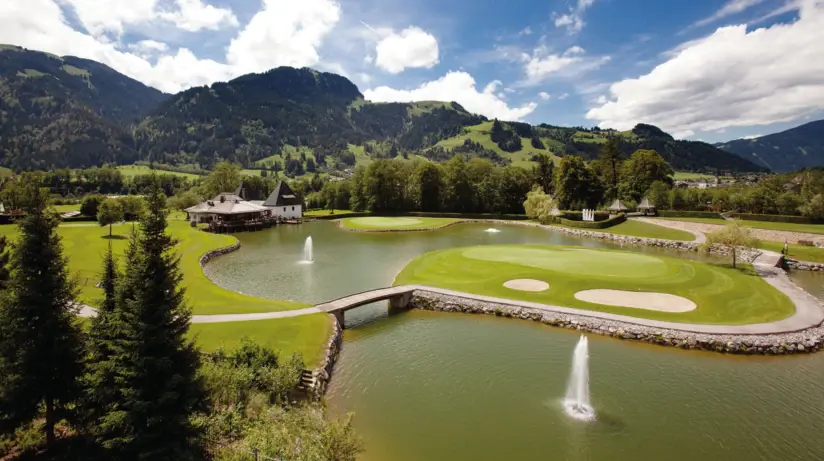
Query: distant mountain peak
717 119 824 172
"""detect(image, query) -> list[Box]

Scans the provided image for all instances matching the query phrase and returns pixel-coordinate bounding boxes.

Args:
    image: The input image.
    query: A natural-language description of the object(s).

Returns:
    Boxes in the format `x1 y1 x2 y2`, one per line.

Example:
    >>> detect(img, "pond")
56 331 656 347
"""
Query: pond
206 222 824 461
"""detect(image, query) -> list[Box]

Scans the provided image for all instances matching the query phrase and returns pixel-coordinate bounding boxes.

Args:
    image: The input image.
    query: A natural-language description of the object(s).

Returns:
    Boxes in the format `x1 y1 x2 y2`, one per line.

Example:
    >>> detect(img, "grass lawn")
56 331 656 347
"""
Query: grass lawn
190 314 332 367
305 209 356 217
561 220 696 241
657 217 824 235
52 203 81 213
117 165 202 181
757 241 824 263
673 171 714 180
0 220 308 314
395 244 794 325
341 217 460 231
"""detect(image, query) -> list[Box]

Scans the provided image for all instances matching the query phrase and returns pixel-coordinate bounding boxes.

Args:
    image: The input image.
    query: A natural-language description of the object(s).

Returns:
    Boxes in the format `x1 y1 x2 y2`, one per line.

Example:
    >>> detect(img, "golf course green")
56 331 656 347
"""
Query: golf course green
394 244 795 324
340 216 460 231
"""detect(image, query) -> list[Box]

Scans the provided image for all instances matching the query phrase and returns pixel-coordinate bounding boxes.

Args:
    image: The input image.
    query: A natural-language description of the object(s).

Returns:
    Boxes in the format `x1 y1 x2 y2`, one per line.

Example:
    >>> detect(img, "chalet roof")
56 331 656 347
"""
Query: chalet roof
263 180 302 207
637 197 656 209
607 199 629 211
184 194 269 215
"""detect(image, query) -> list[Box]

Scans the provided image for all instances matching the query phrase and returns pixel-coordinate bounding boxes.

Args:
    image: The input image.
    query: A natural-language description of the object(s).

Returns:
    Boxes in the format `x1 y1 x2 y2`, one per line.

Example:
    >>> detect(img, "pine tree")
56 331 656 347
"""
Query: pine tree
91 180 204 459
0 235 11 291
0 182 84 448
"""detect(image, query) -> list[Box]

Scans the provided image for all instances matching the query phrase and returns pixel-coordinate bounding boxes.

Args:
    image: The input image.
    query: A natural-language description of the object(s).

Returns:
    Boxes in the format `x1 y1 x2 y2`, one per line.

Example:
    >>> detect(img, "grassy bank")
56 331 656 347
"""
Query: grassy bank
551 219 696 241
341 216 461 231
395 244 794 325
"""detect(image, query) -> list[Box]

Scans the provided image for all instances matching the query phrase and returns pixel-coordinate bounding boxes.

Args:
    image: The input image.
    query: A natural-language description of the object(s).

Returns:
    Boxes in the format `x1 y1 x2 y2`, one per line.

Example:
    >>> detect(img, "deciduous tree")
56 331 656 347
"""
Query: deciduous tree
701 221 759 268
98 198 124 236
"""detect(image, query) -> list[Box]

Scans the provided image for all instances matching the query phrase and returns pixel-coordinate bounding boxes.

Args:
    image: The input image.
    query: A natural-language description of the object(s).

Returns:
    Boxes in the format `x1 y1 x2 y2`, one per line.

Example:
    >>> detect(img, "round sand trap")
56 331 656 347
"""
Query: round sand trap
574 290 696 312
503 279 549 292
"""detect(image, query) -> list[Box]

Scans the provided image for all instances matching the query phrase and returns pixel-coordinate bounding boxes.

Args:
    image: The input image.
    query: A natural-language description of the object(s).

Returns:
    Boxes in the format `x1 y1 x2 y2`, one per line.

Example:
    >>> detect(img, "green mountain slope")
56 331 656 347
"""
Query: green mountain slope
0 45 167 170
429 121 766 172
716 120 824 172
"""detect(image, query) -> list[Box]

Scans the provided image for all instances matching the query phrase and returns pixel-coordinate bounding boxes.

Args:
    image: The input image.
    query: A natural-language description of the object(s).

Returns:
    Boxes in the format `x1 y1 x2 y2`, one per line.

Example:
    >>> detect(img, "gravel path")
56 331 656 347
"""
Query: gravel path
632 217 707 243
639 217 824 245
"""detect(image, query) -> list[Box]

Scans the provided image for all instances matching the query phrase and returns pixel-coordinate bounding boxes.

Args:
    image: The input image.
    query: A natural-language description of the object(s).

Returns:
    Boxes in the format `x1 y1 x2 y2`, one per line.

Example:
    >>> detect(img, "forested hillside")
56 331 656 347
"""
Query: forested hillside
0 44 766 174
0 45 167 170
716 120 824 172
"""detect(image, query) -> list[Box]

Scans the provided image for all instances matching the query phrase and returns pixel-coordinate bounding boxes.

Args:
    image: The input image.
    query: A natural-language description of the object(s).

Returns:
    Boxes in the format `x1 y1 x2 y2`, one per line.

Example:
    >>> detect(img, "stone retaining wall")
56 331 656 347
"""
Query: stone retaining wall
786 259 824 272
198 240 241 266
307 316 343 399
410 291 824 355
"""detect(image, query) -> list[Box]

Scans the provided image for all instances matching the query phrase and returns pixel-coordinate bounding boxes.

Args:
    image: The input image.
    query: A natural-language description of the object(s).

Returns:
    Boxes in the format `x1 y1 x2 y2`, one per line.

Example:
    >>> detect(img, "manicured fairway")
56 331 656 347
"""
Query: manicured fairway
341 216 460 231
395 244 794 324
0 220 308 314
51 203 81 213
190 314 332 367
305 209 356 217
657 217 824 235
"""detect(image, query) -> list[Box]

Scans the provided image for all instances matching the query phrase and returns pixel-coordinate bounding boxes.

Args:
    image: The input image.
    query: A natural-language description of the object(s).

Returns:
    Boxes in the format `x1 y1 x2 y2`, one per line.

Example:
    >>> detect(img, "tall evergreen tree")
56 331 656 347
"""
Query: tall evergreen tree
0 235 11 291
599 137 622 200
89 180 204 459
0 181 84 448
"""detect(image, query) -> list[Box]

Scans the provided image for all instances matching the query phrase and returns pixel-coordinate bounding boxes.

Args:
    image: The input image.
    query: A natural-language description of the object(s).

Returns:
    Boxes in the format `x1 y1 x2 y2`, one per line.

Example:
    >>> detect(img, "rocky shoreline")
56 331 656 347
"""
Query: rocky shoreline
410 291 824 355
306 317 343 399
198 240 241 266
786 259 824 272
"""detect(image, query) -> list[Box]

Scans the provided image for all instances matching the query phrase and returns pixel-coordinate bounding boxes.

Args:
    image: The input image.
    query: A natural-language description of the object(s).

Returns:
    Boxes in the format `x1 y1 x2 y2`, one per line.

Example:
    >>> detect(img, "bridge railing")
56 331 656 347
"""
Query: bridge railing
314 285 417 309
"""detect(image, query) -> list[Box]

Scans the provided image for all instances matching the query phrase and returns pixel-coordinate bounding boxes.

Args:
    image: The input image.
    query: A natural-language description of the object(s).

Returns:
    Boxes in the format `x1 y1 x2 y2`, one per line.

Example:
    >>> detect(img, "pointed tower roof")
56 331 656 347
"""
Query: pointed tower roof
263 180 302 207
637 197 656 209
607 199 629 212
233 179 264 201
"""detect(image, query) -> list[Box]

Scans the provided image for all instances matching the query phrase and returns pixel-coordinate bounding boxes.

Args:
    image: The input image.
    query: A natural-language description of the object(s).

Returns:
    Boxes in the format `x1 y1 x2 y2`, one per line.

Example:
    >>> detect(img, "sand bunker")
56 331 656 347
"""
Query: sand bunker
503 279 549 292
574 290 696 312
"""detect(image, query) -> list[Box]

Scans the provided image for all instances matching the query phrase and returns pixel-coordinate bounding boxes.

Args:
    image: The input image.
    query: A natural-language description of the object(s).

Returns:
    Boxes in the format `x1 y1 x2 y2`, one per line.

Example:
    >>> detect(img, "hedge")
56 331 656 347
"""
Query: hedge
657 210 722 219
730 213 823 224
556 213 627 229
61 215 98 223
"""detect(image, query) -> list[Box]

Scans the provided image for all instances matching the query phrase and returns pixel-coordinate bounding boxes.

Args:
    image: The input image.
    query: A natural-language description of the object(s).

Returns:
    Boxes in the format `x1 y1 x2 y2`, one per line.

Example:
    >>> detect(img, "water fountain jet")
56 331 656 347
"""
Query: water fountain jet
299 236 314 264
563 335 595 421
484 228 501 233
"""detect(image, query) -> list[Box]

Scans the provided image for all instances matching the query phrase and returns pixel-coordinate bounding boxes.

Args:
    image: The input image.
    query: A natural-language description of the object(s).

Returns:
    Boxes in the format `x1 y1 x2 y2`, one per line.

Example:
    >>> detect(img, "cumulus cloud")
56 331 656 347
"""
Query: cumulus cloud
0 0 340 93
58 0 237 36
587 0 824 134
538 91 551 100
522 45 609 85
227 0 341 74
364 71 537 120
373 26 439 73
553 0 597 33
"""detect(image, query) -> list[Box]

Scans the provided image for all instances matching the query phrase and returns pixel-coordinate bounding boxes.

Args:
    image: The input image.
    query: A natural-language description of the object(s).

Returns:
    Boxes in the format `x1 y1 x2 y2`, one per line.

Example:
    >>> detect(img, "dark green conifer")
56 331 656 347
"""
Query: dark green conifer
0 181 84 448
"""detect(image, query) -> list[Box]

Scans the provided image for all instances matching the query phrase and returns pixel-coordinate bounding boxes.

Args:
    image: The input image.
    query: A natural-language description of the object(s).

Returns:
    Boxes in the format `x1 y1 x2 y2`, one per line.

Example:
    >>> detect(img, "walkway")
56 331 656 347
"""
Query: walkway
639 217 824 245
632 217 707 243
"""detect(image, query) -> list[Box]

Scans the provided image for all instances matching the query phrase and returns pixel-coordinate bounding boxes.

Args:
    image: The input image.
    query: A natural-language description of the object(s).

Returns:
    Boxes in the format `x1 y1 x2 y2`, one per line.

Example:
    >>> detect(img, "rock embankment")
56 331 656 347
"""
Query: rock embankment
199 240 241 266
307 318 343 399
786 259 824 272
410 291 824 355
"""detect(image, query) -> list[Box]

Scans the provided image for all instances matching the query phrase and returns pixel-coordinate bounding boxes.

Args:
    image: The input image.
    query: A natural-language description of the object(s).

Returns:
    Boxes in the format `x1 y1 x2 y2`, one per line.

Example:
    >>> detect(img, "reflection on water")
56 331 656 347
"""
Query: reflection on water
327 311 824 461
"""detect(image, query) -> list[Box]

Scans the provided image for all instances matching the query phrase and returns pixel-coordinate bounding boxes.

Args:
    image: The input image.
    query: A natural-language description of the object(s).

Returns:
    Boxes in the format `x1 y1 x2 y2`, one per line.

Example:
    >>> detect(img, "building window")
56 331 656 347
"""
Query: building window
291 206 295 211
283 207 286 212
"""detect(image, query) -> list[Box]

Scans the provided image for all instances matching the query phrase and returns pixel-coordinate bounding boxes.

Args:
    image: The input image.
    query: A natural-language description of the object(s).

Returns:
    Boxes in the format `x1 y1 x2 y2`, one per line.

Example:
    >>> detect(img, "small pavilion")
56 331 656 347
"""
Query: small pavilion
637 197 656 216
607 199 629 214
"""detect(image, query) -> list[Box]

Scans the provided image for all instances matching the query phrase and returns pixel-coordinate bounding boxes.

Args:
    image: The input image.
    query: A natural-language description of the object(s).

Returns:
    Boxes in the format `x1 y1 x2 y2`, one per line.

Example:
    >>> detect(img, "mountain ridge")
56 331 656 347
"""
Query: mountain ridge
0 44 767 173
716 120 824 173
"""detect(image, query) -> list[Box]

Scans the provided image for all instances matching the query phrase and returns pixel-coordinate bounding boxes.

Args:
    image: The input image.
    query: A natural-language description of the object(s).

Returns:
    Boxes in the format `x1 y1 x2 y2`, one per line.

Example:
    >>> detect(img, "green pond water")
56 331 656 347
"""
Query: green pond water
206 222 824 461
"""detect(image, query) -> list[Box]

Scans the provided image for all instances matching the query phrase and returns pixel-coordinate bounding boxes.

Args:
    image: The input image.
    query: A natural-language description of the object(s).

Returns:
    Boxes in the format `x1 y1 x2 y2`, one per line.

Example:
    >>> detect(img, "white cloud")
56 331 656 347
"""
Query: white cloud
674 129 695 139
374 26 439 73
519 26 533 36
158 0 239 32
552 0 597 33
364 71 537 120
558 92 569 100
58 0 237 36
595 94 607 104
522 45 609 85
587 1 824 134
227 0 341 74
742 134 762 139
357 73 372 84
0 0 340 94
693 0 767 28
538 91 551 100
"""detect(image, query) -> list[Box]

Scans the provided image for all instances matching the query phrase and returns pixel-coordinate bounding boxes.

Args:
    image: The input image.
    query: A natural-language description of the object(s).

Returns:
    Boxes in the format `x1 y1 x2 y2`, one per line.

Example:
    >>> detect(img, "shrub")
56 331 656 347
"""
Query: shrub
79 194 106 216
657 210 722 219
557 213 626 229
730 213 823 224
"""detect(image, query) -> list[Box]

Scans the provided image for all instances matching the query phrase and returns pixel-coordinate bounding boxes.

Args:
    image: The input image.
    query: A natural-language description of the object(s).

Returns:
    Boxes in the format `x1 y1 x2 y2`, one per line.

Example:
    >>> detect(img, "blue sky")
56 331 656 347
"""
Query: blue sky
2 0 823 143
